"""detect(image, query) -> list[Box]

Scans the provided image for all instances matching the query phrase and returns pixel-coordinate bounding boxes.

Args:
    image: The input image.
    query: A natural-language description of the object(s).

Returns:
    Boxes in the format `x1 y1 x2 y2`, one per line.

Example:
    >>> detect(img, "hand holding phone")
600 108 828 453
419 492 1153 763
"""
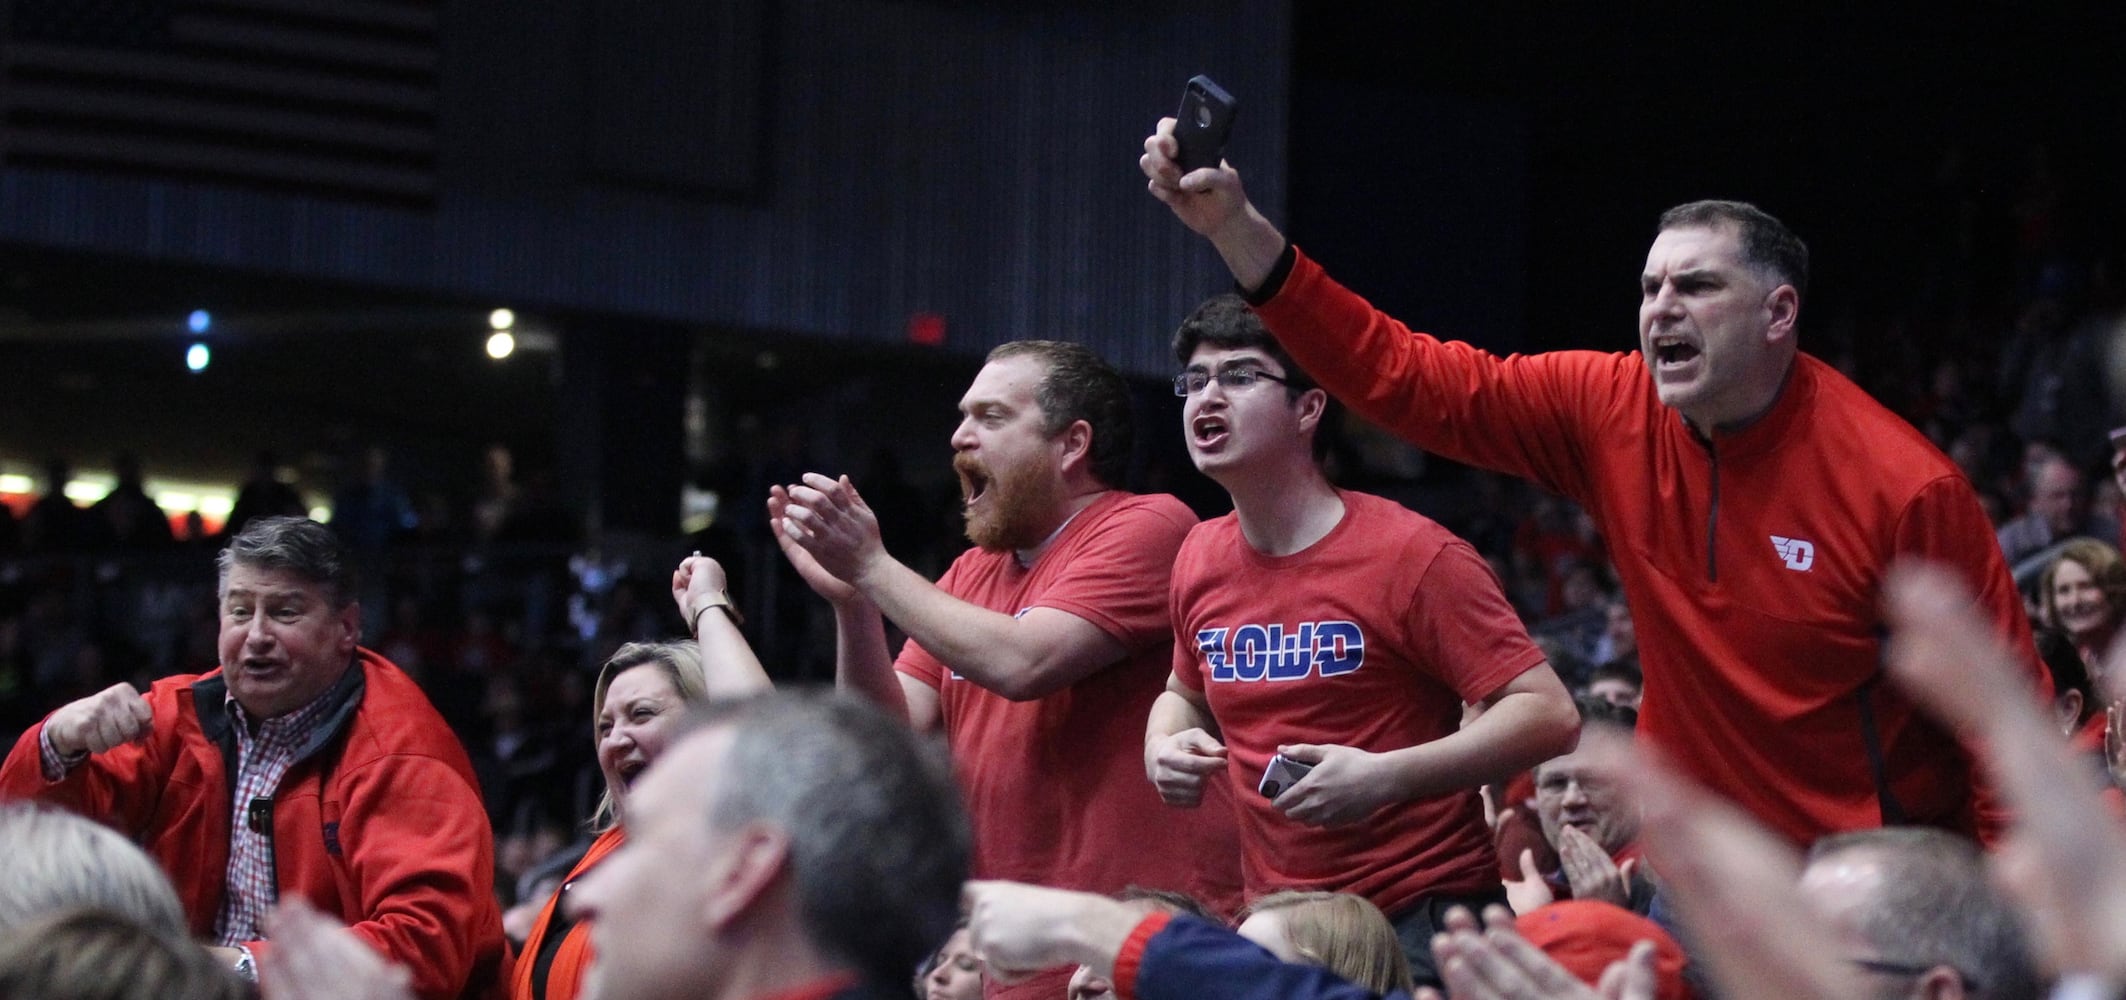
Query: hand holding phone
1173 74 1238 173
1257 752 1314 799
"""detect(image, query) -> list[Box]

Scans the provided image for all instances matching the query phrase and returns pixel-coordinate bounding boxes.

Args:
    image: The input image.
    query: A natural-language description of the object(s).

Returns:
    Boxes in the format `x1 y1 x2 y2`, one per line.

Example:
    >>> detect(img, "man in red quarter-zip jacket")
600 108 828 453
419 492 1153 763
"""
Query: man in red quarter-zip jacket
1139 121 2045 848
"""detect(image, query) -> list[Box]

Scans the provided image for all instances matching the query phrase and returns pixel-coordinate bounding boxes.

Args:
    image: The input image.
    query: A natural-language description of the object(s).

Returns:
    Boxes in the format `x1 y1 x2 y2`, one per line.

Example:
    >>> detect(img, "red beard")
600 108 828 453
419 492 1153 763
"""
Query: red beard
955 451 1068 552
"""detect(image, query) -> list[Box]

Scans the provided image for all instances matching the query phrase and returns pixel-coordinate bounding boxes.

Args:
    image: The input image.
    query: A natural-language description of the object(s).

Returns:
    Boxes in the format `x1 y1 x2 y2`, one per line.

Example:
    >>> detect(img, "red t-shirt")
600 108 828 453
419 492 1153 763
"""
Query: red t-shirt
897 491 1243 916
1171 490 1546 916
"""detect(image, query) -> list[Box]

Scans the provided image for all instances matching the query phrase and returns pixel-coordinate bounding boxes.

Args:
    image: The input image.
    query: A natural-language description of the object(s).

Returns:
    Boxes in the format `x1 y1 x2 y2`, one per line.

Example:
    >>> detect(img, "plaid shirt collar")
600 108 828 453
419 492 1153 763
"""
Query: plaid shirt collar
198 654 366 760
226 677 342 744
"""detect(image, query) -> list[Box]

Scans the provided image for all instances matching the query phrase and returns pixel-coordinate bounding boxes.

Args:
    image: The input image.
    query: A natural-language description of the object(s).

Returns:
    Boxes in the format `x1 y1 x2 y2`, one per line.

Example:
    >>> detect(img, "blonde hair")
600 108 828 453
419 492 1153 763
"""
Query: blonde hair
1244 891 1414 995
588 641 710 832
0 908 246 1000
0 805 188 937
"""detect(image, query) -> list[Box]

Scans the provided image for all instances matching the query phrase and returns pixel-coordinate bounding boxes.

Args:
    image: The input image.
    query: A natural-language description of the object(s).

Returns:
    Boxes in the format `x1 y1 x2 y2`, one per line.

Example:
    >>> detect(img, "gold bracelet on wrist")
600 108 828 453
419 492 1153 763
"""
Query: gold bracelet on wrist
689 593 744 634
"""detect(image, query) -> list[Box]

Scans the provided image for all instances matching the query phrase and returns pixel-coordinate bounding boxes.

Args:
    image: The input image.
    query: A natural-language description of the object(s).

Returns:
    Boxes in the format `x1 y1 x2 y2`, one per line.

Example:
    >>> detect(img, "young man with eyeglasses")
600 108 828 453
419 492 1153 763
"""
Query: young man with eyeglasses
1143 295 1579 987
1141 123 2045 853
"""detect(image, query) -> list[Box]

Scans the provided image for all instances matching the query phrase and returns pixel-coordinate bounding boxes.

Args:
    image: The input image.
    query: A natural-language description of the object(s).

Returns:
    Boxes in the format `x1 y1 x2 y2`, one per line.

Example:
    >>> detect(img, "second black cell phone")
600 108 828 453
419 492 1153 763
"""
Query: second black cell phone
1173 74 1238 173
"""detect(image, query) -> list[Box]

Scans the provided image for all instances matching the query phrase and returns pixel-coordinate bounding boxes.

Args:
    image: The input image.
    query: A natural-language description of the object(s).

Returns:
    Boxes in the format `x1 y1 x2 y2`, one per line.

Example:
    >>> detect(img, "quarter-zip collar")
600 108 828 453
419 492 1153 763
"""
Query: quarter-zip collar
1677 356 1813 583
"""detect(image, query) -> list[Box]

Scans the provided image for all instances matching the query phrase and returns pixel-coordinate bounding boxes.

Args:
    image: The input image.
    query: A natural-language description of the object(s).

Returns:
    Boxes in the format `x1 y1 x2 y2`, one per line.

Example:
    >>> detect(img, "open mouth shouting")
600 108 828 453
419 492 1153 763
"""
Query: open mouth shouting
238 656 289 683
1190 413 1229 451
1650 335 1702 372
954 454 991 508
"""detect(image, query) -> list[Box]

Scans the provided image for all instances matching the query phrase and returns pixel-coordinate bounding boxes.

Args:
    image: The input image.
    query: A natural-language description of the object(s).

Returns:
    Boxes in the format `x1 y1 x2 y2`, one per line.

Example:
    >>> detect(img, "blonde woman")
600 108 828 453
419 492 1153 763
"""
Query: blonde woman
1235 891 1414 996
510 555 770 1000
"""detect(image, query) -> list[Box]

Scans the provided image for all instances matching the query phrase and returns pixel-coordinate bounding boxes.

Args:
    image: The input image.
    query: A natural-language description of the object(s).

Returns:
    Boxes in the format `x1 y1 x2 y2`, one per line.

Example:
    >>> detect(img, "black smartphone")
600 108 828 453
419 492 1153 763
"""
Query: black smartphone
1173 74 1239 173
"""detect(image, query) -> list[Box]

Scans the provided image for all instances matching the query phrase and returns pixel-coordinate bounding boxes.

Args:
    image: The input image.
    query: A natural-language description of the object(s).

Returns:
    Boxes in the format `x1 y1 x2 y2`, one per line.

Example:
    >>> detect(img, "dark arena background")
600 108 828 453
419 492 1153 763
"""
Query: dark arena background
2 0 2122 849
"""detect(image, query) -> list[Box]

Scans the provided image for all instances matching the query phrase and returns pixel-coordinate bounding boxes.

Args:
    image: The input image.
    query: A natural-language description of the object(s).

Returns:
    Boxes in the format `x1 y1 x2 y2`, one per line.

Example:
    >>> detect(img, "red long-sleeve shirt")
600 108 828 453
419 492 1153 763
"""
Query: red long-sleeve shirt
1254 246 2044 846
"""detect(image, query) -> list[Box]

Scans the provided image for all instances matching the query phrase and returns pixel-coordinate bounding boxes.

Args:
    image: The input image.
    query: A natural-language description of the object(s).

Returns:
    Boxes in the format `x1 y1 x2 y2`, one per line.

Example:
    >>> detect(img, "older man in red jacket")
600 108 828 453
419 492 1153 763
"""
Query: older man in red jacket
0 516 508 999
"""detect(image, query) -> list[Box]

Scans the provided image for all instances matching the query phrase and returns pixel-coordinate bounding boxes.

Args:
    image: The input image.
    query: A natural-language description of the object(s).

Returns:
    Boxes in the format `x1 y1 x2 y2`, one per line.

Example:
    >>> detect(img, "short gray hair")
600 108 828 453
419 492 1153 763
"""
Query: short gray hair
0 804 188 937
1658 199 1810 303
0 908 245 1000
217 516 358 609
693 692 969 988
1806 827 2041 1000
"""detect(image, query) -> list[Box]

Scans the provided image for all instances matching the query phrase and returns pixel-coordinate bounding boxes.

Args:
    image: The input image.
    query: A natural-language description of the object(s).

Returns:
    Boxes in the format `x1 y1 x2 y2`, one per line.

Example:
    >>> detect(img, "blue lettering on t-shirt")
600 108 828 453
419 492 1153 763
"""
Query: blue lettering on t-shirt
1231 624 1270 681
1198 628 1232 681
1314 621 1364 676
1201 620 1365 682
1265 622 1312 681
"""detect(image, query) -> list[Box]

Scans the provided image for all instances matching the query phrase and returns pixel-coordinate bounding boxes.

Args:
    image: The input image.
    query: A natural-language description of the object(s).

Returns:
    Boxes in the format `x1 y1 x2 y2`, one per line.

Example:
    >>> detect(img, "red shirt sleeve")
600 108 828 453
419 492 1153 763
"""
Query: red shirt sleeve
1408 540 1550 702
1892 473 2052 845
1253 247 1620 506
1169 531 1208 693
895 559 966 690
1030 498 1193 649
1112 910 1175 1000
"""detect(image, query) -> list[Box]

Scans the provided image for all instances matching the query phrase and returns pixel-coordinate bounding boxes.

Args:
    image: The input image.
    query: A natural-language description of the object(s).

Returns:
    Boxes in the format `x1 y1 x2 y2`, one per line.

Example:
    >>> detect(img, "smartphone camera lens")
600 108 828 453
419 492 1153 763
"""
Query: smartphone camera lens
1194 104 1213 129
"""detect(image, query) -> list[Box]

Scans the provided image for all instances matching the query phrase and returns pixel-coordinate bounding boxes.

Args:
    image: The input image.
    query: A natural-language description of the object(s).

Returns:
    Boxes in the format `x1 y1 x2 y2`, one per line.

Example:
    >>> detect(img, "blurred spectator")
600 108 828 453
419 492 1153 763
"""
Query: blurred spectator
1513 496 1603 618
2110 426 2126 498
471 444 519 546
2036 538 2126 674
500 841 587 947
1513 900 1692 1000
89 453 171 551
1998 456 2118 567
374 595 450 682
1798 827 2042 1000
1585 660 1642 709
915 921 983 1000
334 446 419 637
1533 561 1613 679
2003 287 2114 473
222 451 306 542
22 458 96 554
1588 597 1636 668
488 470 580 643
2031 627 2101 756
1062 889 1215 1000
474 672 570 847
0 908 246 1000
0 802 187 935
332 446 418 554
1236 891 1416 996
1501 697 1650 915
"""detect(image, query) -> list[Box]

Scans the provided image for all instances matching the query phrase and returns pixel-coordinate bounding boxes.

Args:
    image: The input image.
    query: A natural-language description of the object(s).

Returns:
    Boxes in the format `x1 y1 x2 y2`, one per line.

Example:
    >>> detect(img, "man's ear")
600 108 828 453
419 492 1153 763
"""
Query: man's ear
2055 689 2085 734
335 603 362 655
1055 419 1094 474
1910 963 1965 1000
704 824 793 930
1764 284 1800 345
1295 388 1329 435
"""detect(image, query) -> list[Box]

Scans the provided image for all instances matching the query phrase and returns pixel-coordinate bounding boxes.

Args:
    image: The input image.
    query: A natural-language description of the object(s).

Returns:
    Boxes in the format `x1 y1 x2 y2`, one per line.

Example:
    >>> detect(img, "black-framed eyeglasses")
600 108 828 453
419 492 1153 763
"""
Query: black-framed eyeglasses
1849 958 1978 992
1173 368 1294 396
